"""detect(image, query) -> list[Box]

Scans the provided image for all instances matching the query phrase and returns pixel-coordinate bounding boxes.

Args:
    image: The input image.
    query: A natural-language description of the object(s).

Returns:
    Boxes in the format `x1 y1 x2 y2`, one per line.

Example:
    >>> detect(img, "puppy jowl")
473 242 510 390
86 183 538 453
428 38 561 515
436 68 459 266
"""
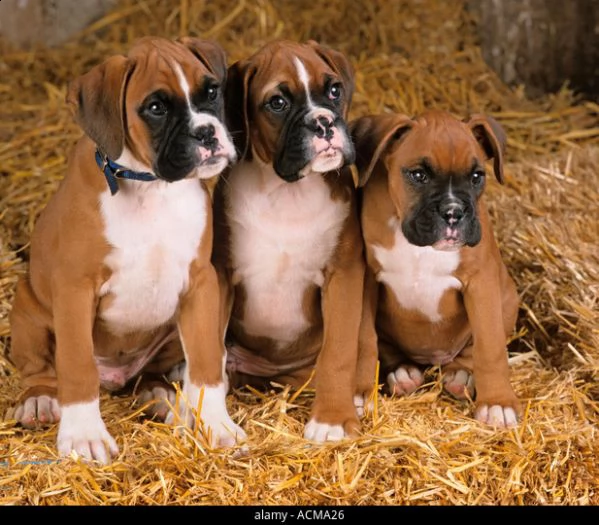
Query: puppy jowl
8 36 244 464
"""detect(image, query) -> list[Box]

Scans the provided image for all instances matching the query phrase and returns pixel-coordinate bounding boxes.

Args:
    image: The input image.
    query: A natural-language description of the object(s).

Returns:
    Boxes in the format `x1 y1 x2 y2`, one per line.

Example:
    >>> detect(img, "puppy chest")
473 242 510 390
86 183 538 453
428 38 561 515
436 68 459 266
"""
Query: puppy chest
227 176 349 342
373 229 462 323
98 181 207 335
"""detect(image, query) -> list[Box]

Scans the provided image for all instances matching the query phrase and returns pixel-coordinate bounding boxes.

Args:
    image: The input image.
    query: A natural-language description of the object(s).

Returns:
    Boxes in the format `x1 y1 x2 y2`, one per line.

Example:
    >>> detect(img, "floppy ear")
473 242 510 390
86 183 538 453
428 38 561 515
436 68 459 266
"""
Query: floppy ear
177 37 228 83
225 59 256 161
467 114 506 184
306 40 354 114
66 55 134 160
350 113 413 187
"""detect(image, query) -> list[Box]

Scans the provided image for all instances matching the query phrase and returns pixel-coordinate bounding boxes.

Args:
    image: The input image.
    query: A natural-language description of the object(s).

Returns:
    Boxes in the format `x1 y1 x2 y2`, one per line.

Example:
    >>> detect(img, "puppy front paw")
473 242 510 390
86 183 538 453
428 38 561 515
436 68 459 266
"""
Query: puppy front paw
474 404 519 429
304 411 360 443
304 420 345 442
166 382 246 448
57 400 118 465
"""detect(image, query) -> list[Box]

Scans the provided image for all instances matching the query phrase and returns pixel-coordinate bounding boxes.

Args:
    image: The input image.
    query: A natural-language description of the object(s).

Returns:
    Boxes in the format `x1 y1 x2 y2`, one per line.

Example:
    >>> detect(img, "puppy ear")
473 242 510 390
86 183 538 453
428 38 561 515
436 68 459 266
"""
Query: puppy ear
306 40 354 114
178 37 228 83
467 114 506 184
226 59 256 161
350 114 413 187
66 55 134 160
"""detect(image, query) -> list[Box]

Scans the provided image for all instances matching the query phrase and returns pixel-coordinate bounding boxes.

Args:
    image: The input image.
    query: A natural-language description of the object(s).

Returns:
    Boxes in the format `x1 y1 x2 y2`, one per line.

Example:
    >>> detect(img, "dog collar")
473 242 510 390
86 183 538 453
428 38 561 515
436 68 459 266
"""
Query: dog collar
95 149 158 196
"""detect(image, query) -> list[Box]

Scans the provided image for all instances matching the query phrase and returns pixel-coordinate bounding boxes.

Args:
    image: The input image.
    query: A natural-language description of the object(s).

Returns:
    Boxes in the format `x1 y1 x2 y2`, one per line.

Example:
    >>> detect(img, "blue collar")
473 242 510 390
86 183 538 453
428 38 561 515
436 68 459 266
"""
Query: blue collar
95 149 158 195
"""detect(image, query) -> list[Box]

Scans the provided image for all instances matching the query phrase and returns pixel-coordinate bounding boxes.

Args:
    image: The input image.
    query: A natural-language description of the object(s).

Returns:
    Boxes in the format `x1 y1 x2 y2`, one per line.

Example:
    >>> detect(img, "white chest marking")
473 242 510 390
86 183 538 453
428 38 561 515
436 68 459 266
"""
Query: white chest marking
99 179 207 335
227 160 348 345
373 223 462 323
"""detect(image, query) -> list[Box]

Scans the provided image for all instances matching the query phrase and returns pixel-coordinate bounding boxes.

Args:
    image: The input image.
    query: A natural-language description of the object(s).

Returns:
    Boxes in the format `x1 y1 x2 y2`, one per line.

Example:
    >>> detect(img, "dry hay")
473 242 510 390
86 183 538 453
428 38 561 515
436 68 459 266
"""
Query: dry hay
0 0 598 506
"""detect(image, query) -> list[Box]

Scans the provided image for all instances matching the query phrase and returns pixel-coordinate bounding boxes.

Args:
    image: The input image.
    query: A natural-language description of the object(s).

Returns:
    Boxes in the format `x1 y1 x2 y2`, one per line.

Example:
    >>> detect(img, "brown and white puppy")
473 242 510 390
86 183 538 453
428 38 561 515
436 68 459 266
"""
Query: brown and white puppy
213 40 365 441
352 110 520 428
8 37 245 464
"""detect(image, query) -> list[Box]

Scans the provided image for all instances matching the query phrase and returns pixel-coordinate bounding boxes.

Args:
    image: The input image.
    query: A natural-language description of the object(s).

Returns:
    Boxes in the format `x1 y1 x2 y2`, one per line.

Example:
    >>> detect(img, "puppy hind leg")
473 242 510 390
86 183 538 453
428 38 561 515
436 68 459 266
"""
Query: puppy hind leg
133 375 177 421
382 343 425 397
8 278 60 428
135 339 185 421
441 344 475 400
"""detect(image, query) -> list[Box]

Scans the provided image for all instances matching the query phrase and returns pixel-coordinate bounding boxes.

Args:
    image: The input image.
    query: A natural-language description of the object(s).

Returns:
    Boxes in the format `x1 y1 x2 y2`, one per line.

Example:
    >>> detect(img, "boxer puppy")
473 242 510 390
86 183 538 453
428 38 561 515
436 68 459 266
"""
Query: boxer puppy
9 36 245 464
213 40 365 441
352 110 520 428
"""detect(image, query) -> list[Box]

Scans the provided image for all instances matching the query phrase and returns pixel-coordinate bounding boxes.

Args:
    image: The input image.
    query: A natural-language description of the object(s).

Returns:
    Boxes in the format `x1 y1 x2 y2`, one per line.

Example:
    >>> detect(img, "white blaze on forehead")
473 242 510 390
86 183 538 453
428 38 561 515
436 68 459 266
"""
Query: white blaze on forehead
171 61 236 167
173 61 215 127
293 57 315 110
174 62 193 106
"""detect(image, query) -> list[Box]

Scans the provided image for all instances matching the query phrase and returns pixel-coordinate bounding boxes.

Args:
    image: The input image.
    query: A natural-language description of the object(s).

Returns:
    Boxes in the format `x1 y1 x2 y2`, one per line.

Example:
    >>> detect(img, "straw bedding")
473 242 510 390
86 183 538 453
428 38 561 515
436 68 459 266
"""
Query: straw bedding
0 0 597 506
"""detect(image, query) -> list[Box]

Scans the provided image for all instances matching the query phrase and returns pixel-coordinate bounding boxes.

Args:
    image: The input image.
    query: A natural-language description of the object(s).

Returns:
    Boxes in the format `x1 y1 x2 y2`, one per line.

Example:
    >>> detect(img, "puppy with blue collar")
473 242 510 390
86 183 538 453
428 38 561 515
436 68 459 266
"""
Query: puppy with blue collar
9 37 245 463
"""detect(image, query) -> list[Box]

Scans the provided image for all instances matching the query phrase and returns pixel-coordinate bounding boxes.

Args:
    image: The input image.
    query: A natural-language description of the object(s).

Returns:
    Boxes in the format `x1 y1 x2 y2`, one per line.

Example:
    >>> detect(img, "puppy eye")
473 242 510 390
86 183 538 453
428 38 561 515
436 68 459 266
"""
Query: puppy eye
471 170 486 186
147 100 167 117
267 95 288 113
327 83 342 101
207 85 219 101
409 169 429 184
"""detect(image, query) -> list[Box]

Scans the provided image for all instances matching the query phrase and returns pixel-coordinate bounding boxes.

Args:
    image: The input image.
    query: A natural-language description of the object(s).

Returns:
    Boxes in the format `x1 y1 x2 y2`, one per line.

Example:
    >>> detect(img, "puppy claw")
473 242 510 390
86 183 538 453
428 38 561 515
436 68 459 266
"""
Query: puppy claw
475 404 518 429
58 435 118 465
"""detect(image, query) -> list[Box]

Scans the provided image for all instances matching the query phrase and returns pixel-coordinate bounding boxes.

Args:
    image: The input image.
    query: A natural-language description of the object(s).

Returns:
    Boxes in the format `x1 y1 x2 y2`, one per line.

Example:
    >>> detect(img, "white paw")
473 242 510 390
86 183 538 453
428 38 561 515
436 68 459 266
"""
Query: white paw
353 394 374 418
303 419 346 443
136 385 176 421
387 365 424 395
475 404 518 429
13 395 61 428
166 382 246 448
56 399 118 465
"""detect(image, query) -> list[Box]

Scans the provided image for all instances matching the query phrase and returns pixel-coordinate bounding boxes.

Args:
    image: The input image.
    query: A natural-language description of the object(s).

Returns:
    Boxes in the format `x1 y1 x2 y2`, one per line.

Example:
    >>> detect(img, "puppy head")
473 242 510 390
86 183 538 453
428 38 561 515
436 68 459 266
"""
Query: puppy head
352 110 506 251
226 39 355 182
66 36 236 182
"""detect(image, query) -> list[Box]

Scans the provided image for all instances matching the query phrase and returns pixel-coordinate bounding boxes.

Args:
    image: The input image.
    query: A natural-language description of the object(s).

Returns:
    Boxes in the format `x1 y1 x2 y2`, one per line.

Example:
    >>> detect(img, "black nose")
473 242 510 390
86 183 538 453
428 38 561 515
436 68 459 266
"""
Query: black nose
440 202 465 226
308 116 334 140
192 124 217 148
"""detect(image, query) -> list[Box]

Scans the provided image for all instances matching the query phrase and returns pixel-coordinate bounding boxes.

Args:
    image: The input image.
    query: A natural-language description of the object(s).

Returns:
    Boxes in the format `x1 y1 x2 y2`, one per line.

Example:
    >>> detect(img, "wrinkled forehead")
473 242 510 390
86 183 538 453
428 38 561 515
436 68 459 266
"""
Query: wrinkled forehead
126 40 214 101
398 117 486 173
252 46 334 100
